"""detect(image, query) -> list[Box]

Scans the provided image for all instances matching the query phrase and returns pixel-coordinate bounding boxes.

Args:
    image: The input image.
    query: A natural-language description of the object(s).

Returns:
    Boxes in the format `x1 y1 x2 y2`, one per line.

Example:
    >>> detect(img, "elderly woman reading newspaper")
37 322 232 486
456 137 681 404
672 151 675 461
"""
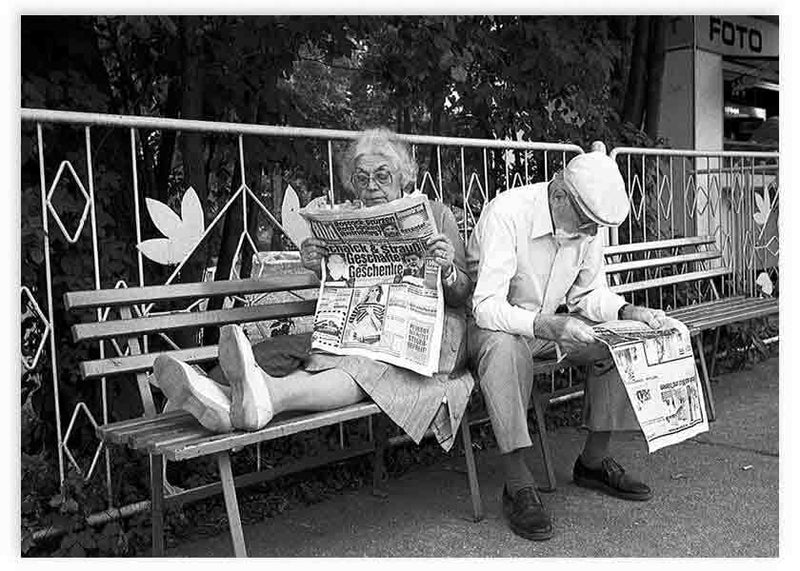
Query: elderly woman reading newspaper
153 128 474 451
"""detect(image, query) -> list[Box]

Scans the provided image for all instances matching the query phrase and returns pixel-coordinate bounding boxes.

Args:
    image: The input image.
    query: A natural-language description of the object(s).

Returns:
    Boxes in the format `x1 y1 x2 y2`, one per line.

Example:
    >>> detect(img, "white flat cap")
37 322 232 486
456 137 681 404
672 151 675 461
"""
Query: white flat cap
562 141 629 227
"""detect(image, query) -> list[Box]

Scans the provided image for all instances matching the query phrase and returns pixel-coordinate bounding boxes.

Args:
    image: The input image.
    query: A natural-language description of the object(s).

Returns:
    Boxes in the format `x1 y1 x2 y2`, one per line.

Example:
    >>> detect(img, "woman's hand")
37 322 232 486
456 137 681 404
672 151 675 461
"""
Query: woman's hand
300 237 328 273
426 233 455 279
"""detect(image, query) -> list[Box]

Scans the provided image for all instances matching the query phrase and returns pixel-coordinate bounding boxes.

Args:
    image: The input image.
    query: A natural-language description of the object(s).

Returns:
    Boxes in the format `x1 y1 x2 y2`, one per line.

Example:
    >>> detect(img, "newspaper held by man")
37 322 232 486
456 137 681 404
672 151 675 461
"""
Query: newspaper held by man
299 193 444 376
591 316 709 453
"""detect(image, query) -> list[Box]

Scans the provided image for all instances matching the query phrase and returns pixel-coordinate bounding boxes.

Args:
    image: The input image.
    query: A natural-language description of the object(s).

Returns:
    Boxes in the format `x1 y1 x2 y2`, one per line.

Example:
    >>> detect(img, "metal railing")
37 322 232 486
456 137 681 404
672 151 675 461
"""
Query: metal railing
609 147 779 309
20 108 781 532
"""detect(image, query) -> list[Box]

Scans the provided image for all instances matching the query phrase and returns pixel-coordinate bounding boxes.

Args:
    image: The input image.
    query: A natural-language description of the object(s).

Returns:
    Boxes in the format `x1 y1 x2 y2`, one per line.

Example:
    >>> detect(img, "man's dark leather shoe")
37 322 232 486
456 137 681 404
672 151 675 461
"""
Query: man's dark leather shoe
573 456 653 501
502 486 553 541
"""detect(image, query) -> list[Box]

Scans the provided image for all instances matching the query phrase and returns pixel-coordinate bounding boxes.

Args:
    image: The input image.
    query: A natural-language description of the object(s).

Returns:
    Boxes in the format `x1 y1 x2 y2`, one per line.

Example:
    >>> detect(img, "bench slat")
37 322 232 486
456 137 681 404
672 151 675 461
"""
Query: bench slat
130 422 209 450
604 235 716 256
81 345 220 380
667 297 751 319
64 274 319 310
680 299 778 331
605 250 721 274
165 403 382 461
98 403 383 460
669 297 775 321
609 267 730 295
72 300 317 342
97 410 192 443
112 421 202 448
147 431 227 454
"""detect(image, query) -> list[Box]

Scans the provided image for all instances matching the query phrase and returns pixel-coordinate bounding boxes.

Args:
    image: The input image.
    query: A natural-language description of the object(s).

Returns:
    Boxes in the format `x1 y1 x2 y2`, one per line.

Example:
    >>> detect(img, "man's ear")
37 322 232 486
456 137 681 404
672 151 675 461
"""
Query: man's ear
550 184 570 205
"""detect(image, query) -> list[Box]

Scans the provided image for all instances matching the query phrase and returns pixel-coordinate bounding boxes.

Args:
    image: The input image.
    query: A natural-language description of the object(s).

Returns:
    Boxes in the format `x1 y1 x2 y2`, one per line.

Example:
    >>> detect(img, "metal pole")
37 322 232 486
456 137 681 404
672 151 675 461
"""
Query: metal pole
36 124 66 489
85 126 113 504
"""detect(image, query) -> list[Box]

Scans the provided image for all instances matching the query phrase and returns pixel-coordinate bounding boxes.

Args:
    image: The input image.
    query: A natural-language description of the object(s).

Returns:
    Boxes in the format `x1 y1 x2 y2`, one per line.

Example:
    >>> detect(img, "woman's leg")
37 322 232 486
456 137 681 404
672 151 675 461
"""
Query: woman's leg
219 325 366 430
266 368 366 415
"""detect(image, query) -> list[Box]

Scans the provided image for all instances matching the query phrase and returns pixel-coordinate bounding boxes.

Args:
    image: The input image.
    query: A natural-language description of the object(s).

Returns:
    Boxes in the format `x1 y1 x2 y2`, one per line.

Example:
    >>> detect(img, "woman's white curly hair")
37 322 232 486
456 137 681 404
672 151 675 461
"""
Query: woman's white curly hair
339 128 418 197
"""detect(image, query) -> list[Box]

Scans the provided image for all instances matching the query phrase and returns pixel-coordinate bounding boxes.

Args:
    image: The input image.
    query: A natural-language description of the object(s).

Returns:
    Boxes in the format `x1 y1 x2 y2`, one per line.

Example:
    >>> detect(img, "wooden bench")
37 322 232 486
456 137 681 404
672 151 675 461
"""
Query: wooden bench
65 275 485 557
533 234 778 423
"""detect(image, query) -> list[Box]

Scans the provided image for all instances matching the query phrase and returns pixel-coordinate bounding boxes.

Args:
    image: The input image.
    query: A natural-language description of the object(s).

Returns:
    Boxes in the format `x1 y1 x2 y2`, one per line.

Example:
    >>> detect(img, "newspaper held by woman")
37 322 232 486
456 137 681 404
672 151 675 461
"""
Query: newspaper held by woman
300 193 444 376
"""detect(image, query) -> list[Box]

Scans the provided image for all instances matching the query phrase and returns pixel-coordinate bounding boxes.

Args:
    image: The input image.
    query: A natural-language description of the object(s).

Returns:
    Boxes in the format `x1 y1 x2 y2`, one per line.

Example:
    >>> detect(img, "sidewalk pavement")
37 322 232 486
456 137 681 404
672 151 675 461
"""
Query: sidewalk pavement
171 356 779 557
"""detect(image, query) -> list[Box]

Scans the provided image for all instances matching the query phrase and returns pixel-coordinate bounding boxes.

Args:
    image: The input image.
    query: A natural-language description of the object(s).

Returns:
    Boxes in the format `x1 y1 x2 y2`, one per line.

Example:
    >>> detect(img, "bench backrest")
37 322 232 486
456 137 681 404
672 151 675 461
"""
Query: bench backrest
66 274 320 417
603 235 727 306
68 233 727 419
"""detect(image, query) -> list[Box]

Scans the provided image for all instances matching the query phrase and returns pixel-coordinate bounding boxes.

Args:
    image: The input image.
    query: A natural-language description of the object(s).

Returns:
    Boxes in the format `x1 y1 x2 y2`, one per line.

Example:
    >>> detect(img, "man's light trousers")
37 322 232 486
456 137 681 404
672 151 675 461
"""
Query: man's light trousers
467 318 640 454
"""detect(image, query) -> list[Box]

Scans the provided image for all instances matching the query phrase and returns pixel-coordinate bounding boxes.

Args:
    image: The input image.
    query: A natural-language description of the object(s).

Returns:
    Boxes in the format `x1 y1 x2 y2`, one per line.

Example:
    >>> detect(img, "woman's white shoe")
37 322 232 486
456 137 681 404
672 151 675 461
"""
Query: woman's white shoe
219 324 275 431
153 355 233 433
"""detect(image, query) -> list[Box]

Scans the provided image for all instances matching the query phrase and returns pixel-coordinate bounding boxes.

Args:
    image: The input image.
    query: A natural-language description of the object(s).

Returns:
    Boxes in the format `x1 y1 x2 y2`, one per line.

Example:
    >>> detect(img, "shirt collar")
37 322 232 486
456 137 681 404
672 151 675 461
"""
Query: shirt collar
529 181 555 239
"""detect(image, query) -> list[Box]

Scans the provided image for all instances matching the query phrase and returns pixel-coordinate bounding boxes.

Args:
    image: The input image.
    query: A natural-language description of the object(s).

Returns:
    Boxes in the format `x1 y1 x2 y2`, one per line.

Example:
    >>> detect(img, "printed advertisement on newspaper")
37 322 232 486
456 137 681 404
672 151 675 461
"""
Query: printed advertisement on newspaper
592 317 709 453
299 194 444 376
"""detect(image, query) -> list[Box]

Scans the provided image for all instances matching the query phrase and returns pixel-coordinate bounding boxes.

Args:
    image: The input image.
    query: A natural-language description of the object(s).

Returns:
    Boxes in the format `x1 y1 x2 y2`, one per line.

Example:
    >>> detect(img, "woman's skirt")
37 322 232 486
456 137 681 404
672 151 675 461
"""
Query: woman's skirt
241 333 474 450
304 352 474 451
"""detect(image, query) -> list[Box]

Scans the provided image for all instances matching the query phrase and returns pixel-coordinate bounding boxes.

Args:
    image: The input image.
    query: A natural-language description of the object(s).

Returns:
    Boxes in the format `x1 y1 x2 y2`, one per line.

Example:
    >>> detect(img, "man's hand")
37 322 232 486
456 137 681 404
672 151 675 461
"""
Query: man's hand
534 314 597 353
620 304 667 329
300 237 328 273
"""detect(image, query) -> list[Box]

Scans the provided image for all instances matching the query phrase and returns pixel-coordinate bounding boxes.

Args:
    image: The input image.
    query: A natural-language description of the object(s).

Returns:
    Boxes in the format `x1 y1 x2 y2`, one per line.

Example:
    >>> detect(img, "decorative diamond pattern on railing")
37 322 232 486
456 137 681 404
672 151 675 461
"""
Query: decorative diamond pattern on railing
684 175 697 218
462 171 487 234
418 170 440 200
730 172 746 213
628 174 645 222
656 176 673 221
465 171 487 206
744 229 756 271
62 401 104 480
706 175 720 218
762 235 779 258
20 286 50 371
46 160 91 244
693 181 710 216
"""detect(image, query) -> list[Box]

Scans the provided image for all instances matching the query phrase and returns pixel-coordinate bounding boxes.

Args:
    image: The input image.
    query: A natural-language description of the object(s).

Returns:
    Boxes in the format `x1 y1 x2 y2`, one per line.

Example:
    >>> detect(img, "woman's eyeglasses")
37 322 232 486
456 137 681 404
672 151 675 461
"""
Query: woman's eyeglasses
351 168 393 191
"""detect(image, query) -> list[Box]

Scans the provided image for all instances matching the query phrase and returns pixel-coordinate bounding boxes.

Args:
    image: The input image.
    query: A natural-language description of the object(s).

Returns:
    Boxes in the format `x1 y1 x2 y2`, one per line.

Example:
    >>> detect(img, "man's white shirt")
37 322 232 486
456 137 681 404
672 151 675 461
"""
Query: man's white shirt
466 183 626 338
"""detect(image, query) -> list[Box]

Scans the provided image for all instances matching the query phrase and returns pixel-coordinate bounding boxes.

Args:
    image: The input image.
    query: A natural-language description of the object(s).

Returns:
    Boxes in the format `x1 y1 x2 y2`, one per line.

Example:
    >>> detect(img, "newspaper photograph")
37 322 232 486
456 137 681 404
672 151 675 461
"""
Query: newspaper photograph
299 194 444 376
592 317 709 453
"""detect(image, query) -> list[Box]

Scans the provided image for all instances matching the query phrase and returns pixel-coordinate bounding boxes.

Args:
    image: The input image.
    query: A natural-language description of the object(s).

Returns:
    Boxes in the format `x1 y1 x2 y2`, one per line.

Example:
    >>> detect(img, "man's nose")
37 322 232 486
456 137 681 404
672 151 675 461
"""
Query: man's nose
367 177 380 190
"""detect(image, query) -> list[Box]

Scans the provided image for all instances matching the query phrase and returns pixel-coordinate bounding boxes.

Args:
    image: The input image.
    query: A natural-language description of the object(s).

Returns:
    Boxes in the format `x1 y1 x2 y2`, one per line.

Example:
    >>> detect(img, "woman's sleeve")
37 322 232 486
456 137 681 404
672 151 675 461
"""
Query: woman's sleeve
437 203 474 308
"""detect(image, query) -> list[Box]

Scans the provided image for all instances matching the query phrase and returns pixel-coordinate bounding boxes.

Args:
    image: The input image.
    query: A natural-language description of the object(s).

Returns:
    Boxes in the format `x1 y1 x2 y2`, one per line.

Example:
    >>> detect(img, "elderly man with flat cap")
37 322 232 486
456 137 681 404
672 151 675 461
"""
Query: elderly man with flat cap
466 142 666 541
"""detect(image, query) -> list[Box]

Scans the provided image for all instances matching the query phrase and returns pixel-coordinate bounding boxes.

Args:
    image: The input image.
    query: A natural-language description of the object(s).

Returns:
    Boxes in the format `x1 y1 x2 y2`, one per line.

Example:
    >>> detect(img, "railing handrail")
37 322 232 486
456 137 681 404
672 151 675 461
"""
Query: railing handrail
20 108 585 153
611 146 779 160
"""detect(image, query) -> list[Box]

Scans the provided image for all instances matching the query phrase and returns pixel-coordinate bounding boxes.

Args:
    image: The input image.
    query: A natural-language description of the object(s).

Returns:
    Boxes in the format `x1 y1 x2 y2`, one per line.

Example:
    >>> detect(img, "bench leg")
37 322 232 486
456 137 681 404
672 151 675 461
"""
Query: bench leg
217 452 248 557
530 393 556 493
371 416 389 498
694 334 717 423
709 327 721 380
459 418 484 522
149 454 165 557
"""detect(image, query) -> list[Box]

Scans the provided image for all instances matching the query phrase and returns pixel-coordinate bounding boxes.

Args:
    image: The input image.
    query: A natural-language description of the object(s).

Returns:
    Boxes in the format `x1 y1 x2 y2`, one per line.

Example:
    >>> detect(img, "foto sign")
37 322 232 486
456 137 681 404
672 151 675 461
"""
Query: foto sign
699 16 778 57
666 16 778 58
